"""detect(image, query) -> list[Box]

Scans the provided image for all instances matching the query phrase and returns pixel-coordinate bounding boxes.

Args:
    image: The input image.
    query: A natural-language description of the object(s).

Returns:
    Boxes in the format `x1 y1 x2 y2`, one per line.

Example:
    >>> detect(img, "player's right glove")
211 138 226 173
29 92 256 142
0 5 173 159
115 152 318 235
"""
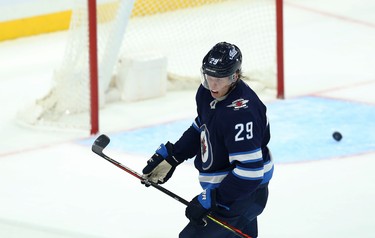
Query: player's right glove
185 189 218 227
142 142 180 185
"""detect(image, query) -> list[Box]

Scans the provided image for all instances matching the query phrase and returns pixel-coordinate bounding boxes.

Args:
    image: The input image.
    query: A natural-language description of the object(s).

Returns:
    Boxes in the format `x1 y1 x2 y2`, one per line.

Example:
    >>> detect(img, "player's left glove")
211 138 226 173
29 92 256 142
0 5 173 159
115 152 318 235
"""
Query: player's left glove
185 189 218 227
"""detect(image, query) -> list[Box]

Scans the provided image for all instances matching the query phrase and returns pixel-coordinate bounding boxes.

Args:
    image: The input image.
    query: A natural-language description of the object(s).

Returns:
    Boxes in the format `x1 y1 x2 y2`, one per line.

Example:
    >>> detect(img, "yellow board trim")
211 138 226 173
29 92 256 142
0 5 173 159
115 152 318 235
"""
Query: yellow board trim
0 0 225 42
0 11 72 41
132 0 224 17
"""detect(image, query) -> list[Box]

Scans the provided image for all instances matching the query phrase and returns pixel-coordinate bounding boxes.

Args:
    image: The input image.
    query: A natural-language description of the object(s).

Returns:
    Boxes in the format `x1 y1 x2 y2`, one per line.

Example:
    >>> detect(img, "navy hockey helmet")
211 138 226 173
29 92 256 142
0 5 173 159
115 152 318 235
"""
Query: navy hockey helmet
201 42 242 78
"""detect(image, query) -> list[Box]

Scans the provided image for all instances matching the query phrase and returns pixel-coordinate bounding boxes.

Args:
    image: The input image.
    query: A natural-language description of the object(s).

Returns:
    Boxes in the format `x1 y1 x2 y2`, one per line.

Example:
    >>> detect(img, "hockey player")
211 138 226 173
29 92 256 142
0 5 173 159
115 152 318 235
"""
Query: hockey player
142 42 274 237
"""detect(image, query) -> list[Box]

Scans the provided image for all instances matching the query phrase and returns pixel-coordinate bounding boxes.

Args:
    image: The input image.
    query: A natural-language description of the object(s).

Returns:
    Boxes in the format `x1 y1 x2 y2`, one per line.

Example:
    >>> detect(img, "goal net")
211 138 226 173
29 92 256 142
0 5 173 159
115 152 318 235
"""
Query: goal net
17 0 283 134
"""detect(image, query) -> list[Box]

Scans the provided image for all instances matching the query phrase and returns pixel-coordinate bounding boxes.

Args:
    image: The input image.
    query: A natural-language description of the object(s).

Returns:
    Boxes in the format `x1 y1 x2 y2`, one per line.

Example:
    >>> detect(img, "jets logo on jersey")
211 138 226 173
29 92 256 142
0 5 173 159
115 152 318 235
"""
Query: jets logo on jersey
201 137 207 155
227 98 249 110
200 124 213 170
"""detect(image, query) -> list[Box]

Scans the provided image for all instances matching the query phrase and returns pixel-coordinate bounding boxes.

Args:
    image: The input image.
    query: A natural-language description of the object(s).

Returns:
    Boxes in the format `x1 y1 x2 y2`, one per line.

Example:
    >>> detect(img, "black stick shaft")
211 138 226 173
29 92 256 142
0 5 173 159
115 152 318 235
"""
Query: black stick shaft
100 152 190 204
92 136 251 238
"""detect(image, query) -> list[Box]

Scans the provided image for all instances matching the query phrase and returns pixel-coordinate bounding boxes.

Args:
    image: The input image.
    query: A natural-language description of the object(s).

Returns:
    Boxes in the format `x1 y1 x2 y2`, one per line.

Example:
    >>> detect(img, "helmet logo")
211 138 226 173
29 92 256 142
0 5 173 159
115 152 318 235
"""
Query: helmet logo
209 57 219 65
229 48 238 60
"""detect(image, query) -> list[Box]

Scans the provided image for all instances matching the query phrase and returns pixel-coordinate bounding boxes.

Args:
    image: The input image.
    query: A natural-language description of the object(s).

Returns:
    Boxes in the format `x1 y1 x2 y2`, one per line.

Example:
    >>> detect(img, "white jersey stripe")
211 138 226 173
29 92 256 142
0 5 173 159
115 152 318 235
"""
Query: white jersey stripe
233 160 273 180
198 160 274 185
233 167 264 180
264 159 273 172
199 172 229 185
229 148 263 164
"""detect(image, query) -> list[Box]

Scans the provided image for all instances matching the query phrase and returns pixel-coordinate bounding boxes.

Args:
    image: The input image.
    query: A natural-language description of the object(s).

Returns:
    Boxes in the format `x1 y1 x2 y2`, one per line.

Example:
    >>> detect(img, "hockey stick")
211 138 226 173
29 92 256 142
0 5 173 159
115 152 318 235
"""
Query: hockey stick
92 134 252 238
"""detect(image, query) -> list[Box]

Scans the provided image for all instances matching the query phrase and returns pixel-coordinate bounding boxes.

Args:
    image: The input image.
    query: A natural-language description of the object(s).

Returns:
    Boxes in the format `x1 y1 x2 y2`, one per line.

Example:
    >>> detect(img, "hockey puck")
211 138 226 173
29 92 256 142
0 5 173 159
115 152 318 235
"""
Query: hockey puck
332 131 342 141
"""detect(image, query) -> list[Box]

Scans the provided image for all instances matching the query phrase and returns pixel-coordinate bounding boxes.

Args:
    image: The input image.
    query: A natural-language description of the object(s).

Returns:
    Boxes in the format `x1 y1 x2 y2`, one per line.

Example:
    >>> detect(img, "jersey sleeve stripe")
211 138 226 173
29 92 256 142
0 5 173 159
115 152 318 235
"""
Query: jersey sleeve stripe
264 159 273 171
233 166 264 180
232 158 274 182
262 166 273 184
229 148 263 164
198 171 229 189
198 160 274 189
261 159 274 184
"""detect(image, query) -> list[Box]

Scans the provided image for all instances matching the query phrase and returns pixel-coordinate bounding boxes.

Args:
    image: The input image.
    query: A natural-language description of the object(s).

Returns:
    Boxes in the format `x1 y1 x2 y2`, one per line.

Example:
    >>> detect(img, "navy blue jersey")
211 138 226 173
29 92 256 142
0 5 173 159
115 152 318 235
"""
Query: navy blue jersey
173 80 273 206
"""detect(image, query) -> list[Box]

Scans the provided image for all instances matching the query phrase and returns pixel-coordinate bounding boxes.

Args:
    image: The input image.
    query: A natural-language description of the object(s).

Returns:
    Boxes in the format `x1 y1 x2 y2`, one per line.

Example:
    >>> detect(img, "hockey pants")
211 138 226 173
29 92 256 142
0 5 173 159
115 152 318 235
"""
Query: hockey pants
179 184 269 238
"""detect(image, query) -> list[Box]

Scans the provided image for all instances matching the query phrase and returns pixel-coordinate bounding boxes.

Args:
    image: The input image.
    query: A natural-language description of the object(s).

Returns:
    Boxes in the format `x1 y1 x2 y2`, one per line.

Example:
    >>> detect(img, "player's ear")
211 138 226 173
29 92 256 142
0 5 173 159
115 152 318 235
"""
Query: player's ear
231 72 239 83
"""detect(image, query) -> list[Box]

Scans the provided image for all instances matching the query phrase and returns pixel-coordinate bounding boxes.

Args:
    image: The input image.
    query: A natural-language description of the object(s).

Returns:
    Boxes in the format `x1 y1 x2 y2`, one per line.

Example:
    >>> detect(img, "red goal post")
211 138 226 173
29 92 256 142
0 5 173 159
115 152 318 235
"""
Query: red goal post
17 0 284 135
88 0 99 135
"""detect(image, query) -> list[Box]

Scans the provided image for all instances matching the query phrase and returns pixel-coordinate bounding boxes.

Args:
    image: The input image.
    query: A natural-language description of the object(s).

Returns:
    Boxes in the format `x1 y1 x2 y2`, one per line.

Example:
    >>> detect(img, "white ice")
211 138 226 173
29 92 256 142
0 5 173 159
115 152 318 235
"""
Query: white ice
1 0 375 237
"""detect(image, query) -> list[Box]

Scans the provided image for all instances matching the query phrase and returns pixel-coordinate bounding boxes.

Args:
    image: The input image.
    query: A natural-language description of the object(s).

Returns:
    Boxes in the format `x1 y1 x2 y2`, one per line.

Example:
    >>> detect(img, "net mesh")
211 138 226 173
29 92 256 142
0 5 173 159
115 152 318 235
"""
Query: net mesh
121 0 276 91
17 0 278 131
17 0 133 130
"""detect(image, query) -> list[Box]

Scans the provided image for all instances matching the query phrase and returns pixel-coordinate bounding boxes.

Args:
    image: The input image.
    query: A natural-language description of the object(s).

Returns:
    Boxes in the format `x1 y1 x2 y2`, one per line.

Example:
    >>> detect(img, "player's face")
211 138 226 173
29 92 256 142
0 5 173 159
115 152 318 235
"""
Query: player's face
205 75 235 98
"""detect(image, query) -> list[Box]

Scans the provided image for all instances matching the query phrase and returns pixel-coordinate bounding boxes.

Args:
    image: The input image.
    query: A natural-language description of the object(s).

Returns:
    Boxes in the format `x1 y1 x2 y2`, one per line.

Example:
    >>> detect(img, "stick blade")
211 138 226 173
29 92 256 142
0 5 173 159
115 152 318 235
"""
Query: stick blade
92 134 110 154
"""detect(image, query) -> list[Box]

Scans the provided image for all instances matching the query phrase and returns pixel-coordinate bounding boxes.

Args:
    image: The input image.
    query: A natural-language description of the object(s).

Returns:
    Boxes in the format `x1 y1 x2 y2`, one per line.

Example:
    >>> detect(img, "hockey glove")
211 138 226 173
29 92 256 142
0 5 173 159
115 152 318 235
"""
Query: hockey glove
185 189 218 227
142 142 180 185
